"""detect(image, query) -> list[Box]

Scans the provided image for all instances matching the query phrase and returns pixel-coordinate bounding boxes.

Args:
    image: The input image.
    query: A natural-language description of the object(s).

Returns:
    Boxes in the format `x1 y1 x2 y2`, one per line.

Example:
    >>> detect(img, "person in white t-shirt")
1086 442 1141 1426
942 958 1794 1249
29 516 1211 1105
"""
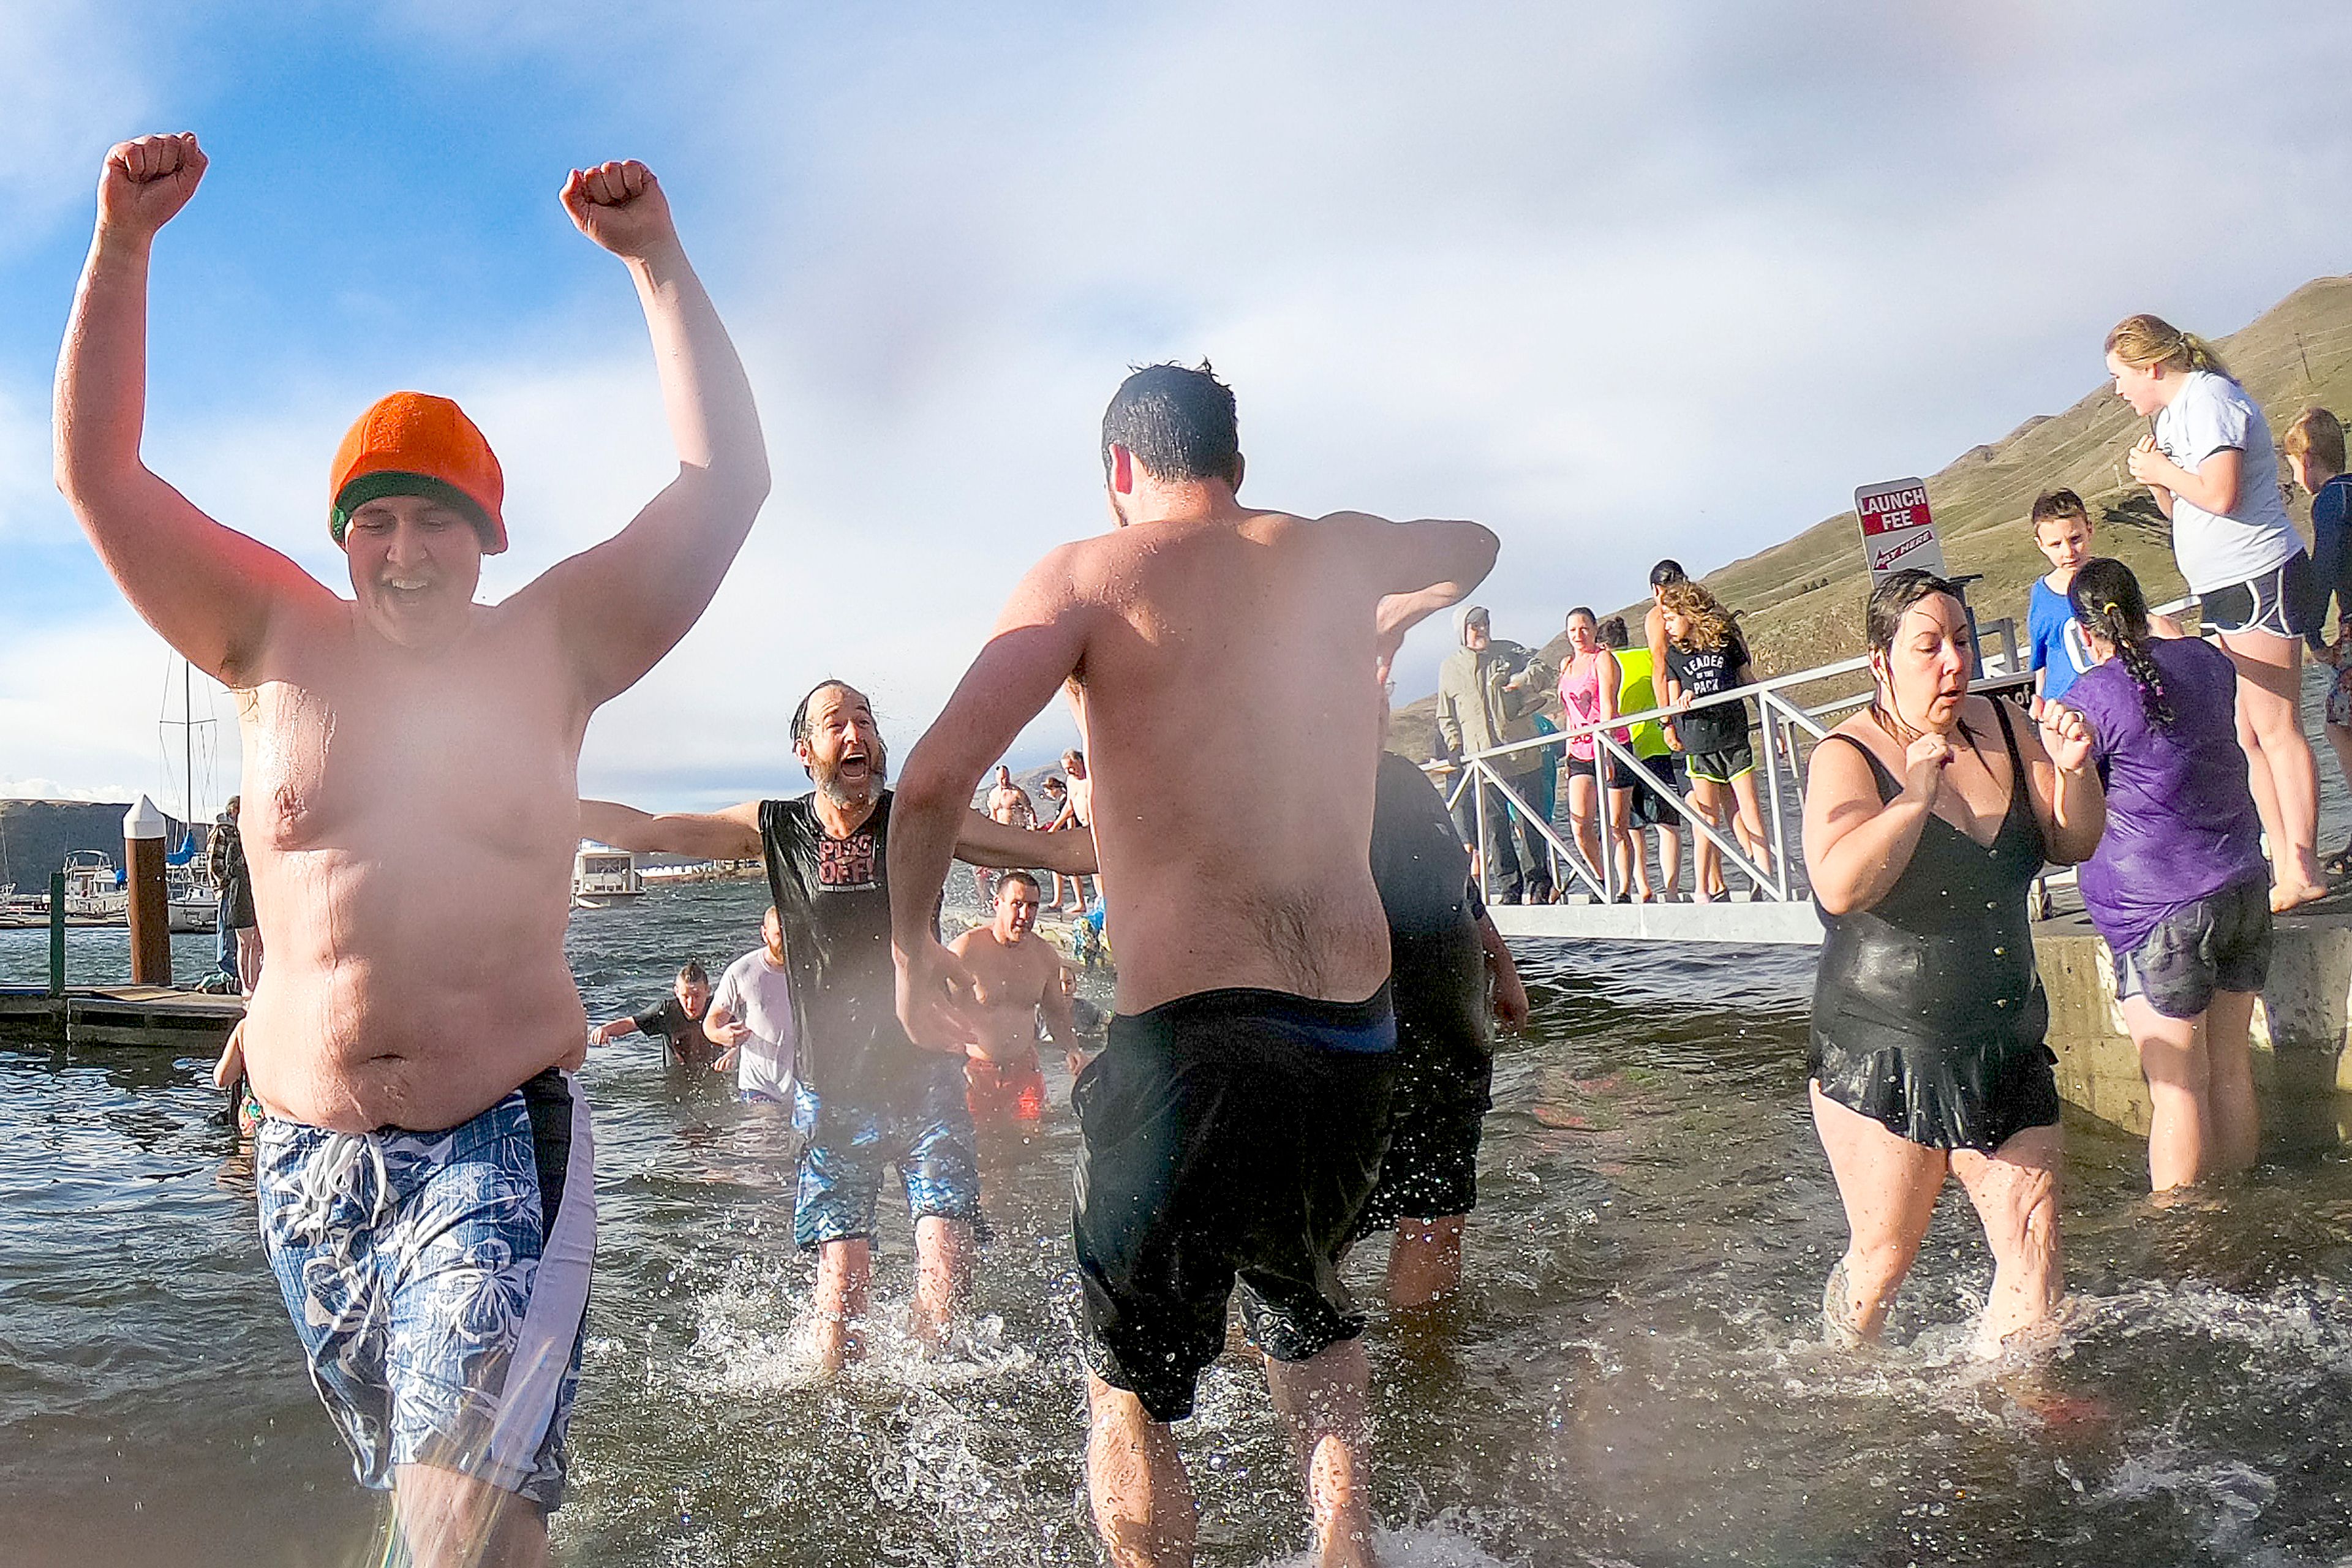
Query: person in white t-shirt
2109 312 2328 911
705 905 798 1102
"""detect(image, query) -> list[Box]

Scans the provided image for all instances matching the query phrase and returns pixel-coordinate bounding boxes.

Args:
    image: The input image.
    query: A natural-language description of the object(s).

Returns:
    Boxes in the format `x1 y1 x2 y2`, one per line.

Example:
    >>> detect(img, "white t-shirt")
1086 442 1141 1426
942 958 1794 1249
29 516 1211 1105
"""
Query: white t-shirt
2154 369 2301 594
712 949 797 1102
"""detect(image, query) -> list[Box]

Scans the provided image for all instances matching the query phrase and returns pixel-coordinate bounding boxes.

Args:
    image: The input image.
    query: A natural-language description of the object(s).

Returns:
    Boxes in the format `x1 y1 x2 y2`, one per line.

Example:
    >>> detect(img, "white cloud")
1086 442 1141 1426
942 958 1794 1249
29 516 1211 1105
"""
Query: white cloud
17 1 2352 805
0 1 154 246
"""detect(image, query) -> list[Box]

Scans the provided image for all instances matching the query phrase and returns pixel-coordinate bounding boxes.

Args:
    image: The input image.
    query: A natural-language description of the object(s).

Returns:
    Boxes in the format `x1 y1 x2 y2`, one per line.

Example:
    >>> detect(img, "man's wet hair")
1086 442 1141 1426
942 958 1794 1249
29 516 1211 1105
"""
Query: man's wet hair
1649 560 1687 590
791 679 864 744
998 869 1043 896
1101 363 1241 487
677 960 709 985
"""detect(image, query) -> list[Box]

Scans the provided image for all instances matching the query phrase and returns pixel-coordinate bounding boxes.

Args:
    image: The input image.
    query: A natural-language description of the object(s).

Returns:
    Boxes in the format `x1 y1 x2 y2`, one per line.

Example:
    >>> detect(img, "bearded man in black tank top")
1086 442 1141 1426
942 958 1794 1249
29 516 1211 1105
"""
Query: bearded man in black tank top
581 681 1095 1369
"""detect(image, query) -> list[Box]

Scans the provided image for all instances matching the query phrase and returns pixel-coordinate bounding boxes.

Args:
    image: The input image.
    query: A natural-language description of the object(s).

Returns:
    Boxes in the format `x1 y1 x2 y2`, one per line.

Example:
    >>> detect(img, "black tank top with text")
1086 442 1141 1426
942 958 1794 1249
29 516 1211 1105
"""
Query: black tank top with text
760 791 925 1109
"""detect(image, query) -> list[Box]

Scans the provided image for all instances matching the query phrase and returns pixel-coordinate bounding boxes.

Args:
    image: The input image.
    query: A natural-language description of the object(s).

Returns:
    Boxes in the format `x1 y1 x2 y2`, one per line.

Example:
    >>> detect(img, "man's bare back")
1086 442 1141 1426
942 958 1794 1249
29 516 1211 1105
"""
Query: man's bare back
56 137 771 1136
889 364 1496 1568
897 506 1497 1020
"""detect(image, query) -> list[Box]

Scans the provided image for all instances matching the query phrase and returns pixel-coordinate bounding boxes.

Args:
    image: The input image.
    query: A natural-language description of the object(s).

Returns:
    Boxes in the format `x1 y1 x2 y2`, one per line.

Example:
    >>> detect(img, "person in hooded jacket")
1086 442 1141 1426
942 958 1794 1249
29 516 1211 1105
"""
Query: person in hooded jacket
1435 605 1555 903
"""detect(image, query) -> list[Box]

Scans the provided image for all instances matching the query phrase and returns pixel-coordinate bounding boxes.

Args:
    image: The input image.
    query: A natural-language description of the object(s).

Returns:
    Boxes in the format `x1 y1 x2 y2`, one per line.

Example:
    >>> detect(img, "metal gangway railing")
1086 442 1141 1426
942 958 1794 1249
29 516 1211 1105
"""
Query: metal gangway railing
1431 598 2195 945
1432 657 1870 944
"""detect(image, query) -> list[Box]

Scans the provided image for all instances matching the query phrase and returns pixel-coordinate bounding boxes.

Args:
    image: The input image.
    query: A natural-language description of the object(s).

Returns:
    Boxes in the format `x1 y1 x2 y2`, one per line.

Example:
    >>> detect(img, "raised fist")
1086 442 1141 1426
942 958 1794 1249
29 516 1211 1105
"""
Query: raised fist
99 133 207 240
2037 700 2095 775
560 159 678 261
1902 729 1953 804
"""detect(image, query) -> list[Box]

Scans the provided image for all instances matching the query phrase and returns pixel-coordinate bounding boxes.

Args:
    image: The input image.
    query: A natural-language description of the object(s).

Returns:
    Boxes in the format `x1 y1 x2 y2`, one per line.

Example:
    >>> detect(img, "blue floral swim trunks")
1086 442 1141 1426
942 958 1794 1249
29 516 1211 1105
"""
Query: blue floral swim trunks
791 1056 981 1250
255 1068 595 1512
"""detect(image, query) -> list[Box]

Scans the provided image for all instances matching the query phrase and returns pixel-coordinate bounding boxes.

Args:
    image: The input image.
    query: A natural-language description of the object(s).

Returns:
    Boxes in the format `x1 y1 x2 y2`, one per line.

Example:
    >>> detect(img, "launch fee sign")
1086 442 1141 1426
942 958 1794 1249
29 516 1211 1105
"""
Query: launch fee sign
1854 477 1947 584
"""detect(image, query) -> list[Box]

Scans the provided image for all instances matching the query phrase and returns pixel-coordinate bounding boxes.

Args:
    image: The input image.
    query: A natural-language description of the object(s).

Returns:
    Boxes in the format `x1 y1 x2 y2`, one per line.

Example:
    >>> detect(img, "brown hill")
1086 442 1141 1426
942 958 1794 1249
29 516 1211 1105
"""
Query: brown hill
1392 274 2352 756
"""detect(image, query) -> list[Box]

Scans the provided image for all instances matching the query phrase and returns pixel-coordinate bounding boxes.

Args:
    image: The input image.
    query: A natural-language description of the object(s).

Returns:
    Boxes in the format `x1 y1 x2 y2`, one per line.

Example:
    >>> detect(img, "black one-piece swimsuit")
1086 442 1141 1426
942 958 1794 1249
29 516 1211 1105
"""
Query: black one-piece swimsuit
1807 701 2062 1153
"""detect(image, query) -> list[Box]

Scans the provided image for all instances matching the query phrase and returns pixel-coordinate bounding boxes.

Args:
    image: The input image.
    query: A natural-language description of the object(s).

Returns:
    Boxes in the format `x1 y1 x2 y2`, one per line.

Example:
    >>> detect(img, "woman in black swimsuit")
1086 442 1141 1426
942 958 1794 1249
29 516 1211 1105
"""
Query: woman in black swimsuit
1803 570 2105 1358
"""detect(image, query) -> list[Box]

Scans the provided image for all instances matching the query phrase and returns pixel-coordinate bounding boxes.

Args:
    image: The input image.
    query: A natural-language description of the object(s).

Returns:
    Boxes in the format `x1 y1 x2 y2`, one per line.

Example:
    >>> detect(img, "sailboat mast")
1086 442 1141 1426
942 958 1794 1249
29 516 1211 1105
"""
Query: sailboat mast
183 660 194 850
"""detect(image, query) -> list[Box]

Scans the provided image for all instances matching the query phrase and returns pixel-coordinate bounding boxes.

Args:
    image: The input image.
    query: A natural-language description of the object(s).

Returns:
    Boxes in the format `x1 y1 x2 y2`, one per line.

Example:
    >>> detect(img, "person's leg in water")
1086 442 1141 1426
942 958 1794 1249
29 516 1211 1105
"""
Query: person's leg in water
1386 1213 1465 1310
393 1463 551 1568
1728 768 1774 882
911 1216 974 1351
809 1237 872 1372
1809 1083 1947 1341
1948 1122 2064 1358
2219 627 2326 909
1085 1377 1197 1568
2124 995 2209 1191
1264 1338 1381 1568
2203 987 2263 1176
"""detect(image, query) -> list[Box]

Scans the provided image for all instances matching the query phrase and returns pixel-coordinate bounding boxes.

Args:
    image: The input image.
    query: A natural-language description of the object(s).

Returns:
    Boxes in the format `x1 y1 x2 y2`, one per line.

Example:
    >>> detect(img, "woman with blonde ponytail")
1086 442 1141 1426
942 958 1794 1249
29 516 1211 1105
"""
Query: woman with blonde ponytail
2107 313 2327 910
2059 559 2270 1191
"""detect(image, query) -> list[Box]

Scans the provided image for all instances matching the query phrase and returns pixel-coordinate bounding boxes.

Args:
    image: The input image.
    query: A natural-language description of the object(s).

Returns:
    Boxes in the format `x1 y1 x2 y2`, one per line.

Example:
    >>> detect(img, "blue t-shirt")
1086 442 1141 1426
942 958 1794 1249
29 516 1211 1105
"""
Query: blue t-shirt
2307 473 2352 655
2028 576 2093 703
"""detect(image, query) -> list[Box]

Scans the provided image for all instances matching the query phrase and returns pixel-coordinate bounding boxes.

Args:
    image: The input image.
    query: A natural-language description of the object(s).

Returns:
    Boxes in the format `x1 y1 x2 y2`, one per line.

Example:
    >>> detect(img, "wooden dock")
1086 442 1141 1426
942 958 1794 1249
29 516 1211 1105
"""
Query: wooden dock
0 985 243 1048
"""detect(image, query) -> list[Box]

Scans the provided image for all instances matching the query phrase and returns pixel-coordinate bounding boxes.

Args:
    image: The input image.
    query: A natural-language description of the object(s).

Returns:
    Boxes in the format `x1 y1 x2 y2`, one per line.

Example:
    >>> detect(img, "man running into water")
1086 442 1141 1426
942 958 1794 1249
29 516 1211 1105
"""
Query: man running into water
950 870 1078 1125
974 764 1038 902
55 135 769 1565
589 961 718 1068
890 363 1497 1568
579 681 1095 1370
704 907 799 1104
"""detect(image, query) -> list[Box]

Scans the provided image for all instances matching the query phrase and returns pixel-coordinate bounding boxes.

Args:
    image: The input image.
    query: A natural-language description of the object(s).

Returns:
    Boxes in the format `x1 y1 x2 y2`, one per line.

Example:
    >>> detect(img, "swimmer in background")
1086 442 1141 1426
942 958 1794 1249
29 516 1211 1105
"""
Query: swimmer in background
1038 774 1084 911
949 870 1078 1126
704 907 799 1106
589 961 720 1069
1050 750 1102 913
976 764 1039 904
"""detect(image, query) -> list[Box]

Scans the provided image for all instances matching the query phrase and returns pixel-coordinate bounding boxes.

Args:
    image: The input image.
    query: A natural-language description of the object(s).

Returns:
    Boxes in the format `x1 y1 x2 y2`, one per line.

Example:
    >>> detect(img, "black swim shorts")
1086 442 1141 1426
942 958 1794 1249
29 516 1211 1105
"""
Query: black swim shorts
2112 875 2274 1020
1072 985 1396 1423
1351 1023 1491 1237
1628 753 1686 829
2202 551 2320 641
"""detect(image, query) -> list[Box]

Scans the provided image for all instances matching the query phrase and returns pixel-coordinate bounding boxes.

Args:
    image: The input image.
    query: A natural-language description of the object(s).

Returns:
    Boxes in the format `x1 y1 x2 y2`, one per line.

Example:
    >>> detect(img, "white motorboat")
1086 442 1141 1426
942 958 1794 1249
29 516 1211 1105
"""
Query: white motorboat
573 847 645 910
61 851 129 919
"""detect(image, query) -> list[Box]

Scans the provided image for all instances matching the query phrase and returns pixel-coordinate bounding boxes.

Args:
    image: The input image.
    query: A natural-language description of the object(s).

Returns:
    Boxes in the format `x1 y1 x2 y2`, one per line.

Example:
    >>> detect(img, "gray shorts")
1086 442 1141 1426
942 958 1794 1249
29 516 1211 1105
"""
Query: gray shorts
2112 877 2274 1020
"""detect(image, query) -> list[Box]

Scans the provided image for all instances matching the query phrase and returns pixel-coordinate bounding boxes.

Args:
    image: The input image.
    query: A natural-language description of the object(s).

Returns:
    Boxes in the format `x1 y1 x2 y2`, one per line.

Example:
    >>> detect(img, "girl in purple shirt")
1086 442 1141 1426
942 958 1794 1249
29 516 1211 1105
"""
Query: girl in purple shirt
2060 558 2270 1192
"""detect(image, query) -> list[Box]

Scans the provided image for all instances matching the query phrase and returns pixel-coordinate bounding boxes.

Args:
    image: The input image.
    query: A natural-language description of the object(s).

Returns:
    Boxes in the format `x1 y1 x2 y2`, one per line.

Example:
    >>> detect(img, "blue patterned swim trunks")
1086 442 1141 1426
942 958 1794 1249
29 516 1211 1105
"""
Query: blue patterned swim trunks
792 1056 981 1249
255 1068 595 1512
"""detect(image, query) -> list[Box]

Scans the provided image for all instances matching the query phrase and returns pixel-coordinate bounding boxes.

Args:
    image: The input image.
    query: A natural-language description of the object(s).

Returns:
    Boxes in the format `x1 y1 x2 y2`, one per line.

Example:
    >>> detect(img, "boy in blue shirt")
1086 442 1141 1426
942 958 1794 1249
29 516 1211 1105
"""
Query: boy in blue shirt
2027 489 2097 707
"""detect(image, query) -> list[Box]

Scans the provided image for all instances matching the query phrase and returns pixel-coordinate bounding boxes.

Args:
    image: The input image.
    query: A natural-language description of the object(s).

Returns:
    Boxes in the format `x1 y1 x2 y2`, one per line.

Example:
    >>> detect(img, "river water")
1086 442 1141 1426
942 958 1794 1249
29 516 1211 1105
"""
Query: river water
7 877 2352 1567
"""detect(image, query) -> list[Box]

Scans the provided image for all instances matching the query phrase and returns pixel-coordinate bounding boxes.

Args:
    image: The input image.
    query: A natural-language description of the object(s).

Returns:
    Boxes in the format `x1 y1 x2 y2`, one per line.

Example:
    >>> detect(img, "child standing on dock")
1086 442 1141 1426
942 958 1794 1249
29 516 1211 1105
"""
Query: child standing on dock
2026 490 2097 709
2283 408 2352 876
1658 579 1772 900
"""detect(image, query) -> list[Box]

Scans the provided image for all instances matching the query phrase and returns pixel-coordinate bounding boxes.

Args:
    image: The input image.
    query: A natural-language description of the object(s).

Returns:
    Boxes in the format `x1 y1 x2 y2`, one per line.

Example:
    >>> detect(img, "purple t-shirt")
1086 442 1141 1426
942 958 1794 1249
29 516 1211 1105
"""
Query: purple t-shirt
2061 636 2266 954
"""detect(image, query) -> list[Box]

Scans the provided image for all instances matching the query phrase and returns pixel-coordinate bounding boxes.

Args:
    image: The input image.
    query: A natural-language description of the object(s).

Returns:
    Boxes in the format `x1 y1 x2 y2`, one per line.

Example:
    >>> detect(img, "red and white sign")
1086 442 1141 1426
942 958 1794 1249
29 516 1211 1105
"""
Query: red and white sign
1853 477 1947 583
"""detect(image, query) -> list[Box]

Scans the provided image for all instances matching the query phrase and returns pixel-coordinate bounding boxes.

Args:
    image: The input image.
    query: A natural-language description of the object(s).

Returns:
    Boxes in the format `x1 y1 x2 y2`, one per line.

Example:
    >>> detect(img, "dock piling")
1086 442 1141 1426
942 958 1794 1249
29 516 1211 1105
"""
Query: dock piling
124 796 171 986
47 872 65 997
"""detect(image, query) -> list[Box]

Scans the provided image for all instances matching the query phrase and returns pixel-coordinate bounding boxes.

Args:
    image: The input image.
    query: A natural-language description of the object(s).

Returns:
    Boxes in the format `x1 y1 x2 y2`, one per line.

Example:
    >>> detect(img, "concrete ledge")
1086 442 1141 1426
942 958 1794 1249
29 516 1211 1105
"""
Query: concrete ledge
2035 918 2352 1148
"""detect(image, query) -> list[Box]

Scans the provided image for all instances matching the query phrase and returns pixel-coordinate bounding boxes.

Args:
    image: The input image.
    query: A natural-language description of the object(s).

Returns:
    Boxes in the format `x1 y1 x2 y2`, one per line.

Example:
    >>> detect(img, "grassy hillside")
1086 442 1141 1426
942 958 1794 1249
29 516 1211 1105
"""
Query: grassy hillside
1393 274 2352 756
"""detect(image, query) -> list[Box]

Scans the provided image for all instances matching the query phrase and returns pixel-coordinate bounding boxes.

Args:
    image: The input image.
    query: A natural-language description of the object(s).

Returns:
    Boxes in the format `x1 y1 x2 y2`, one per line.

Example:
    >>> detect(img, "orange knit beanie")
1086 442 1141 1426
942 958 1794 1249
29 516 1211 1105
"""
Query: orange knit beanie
328 392 507 554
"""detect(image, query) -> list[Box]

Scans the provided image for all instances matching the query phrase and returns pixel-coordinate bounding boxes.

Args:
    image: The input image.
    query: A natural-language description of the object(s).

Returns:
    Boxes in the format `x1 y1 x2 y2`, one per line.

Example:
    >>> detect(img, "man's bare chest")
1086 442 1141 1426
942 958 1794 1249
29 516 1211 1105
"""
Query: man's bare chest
242 654 583 854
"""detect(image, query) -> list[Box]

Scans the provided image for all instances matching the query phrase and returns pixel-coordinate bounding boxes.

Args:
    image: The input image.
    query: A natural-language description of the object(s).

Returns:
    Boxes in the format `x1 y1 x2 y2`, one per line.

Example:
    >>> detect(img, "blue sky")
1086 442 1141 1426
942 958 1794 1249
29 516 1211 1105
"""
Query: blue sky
10 1 2352 811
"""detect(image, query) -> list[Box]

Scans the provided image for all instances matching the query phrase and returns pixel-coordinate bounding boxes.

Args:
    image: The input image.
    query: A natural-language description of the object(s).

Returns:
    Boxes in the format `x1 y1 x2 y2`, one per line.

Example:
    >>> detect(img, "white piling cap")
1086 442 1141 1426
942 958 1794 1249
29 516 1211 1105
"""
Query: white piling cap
124 794 167 841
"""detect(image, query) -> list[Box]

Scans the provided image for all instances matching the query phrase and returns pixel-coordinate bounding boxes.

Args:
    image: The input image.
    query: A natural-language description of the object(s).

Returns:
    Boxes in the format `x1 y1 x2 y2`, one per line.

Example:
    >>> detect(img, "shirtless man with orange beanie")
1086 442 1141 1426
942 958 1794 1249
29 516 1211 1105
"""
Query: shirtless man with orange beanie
54 133 769 1567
